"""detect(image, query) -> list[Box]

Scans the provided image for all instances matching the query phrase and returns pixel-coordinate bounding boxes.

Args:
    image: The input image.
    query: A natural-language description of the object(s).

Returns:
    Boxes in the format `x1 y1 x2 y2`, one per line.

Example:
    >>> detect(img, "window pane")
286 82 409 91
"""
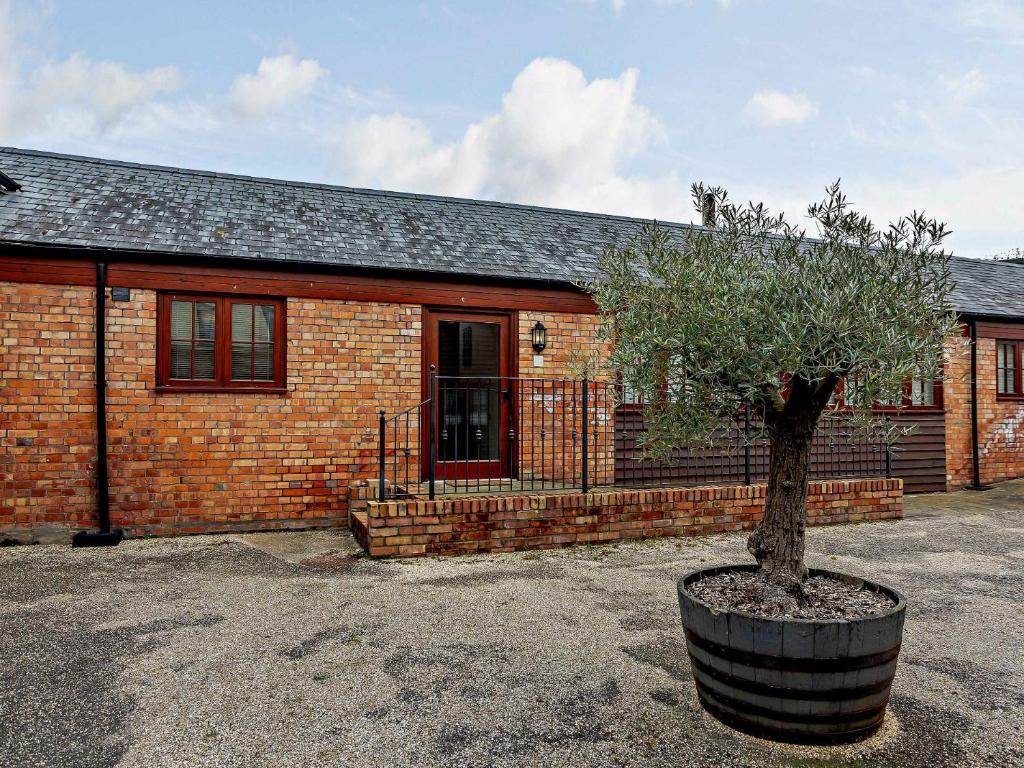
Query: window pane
232 303 254 343
162 295 281 387
844 375 861 405
193 341 215 380
437 321 499 377
255 305 274 341
911 377 934 406
232 343 252 380
253 343 274 380
998 343 1016 394
170 340 192 378
170 301 193 340
195 302 216 340
620 377 642 405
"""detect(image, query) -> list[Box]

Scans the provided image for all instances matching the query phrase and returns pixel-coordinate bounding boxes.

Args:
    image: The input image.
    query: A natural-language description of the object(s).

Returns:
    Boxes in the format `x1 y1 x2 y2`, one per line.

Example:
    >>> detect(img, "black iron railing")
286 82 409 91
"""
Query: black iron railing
377 370 892 501
377 368 614 501
377 398 429 501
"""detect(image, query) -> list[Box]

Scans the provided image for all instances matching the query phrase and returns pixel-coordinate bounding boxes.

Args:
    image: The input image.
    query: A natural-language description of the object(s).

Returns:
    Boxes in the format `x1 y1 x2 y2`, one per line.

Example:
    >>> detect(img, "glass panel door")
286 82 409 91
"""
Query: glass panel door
437 321 502 463
425 311 512 480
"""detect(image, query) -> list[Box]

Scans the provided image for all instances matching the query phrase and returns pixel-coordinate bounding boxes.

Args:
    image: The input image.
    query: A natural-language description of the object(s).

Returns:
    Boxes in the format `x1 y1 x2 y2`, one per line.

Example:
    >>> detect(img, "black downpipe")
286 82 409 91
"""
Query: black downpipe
965 318 991 491
72 262 124 546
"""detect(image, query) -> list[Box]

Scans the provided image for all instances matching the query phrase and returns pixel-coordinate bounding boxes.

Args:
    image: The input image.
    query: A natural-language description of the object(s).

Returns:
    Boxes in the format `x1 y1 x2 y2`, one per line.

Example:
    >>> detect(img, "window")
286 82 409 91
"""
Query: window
617 374 643 406
836 374 862 408
997 341 1021 396
615 353 688 408
834 372 941 410
910 374 936 406
157 294 285 391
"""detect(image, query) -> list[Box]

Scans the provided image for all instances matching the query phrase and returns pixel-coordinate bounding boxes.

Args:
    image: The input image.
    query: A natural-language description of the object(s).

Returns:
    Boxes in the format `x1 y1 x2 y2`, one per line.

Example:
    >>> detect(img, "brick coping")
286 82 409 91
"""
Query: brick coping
352 477 903 558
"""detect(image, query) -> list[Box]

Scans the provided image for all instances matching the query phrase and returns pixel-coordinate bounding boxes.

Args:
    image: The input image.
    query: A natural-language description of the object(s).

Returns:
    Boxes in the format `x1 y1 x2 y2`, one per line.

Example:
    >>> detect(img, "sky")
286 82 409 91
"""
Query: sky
1 0 1023 258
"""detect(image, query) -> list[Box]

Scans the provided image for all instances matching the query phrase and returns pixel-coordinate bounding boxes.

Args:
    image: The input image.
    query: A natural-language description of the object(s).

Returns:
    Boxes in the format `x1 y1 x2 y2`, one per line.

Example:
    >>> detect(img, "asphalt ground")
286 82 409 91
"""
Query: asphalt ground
2 481 1023 767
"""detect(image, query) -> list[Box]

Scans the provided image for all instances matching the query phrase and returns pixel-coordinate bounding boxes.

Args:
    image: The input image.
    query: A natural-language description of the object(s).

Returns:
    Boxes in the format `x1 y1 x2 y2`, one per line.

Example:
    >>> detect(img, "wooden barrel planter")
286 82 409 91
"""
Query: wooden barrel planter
677 564 906 744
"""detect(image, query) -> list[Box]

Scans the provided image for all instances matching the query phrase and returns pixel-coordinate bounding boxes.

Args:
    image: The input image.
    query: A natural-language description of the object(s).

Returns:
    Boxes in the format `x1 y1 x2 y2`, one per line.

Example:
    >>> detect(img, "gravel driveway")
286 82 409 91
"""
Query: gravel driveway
2 483 1023 768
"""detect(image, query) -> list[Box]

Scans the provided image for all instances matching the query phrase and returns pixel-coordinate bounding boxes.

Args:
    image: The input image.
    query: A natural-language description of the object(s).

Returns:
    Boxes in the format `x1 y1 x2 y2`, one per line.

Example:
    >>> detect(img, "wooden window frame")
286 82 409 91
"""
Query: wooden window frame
996 340 1023 399
156 292 287 393
831 373 944 412
615 371 646 411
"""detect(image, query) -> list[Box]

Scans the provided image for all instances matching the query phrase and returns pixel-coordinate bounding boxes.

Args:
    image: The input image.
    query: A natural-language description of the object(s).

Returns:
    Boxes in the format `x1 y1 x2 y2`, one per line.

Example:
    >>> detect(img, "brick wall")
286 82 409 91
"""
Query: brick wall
516 311 614 486
105 291 423 535
356 478 904 557
1 281 426 539
1 283 97 541
1 281 615 540
945 334 1024 487
0 274 960 541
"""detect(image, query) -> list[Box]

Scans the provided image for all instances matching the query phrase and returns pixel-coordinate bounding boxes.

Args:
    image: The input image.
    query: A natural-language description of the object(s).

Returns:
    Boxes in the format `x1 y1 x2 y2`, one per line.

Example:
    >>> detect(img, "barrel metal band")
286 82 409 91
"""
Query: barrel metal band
688 654 894 701
696 690 886 745
683 628 901 673
694 679 890 726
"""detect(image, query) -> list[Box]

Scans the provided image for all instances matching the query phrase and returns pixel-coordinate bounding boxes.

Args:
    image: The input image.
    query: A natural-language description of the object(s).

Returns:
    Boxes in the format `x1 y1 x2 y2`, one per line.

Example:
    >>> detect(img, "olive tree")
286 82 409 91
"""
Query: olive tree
589 182 957 589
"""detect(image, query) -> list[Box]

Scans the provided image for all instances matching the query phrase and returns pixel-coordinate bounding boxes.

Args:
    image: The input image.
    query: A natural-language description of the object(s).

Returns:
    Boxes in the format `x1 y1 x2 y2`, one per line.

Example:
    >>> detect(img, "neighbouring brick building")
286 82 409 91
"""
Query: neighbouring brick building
1 148 1022 553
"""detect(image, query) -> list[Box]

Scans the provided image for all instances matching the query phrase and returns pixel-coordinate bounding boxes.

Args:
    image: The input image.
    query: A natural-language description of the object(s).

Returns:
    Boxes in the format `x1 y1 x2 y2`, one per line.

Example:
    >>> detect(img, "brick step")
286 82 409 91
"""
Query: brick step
349 509 370 552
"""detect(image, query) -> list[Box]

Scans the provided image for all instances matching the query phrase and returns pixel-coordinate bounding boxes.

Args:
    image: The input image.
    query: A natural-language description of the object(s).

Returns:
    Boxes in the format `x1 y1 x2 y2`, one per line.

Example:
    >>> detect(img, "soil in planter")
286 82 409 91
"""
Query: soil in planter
689 570 896 621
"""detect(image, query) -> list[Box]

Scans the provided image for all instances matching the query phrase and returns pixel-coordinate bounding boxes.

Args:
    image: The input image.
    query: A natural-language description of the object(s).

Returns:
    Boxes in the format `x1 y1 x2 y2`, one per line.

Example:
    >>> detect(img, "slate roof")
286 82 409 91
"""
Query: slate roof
2 147 1023 319
944 257 1024 319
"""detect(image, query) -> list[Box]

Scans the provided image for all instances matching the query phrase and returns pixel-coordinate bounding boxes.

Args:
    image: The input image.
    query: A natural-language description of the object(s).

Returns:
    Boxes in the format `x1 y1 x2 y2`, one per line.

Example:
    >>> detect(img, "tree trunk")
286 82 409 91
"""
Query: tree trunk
747 376 837 589
747 417 815 588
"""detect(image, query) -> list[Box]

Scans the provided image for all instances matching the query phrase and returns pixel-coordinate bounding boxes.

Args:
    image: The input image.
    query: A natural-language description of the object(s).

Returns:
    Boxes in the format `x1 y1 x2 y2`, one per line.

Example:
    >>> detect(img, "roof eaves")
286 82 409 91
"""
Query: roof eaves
0 238 590 291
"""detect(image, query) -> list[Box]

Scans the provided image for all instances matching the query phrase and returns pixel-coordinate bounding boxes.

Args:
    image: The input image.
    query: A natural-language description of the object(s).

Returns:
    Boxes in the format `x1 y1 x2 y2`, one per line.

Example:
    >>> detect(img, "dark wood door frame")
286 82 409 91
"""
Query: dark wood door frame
421 307 519 480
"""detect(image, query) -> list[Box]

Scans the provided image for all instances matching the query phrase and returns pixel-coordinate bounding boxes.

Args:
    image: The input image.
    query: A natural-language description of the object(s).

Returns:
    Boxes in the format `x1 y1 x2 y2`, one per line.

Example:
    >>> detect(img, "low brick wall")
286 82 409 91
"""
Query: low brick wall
354 478 903 557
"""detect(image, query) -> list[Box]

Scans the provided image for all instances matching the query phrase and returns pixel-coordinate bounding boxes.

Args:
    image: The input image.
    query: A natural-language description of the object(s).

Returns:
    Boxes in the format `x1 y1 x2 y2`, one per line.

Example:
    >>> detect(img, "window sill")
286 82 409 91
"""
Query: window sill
155 386 289 396
996 394 1024 402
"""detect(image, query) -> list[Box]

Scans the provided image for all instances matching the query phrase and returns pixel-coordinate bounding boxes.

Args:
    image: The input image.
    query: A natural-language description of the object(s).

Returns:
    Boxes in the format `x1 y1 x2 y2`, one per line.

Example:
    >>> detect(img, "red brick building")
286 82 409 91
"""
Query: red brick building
0 149 1020 553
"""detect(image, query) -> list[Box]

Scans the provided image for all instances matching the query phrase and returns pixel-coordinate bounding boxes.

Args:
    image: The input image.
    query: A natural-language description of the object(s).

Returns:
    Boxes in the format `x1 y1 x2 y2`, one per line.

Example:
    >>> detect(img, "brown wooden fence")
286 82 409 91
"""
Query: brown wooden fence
614 406 943 493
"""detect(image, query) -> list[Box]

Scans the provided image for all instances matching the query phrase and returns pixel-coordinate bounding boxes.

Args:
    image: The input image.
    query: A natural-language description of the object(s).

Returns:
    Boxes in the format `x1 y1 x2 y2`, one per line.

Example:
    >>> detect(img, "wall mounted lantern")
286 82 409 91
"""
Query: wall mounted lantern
531 321 547 354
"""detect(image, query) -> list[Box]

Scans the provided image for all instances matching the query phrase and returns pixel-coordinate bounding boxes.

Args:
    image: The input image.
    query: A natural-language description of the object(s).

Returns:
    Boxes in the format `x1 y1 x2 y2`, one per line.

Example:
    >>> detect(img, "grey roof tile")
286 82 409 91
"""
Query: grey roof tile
1 147 1022 318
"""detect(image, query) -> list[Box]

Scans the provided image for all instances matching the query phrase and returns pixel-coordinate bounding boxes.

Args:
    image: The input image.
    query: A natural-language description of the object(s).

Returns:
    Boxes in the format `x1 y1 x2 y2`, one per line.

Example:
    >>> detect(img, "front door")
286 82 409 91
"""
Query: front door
424 310 513 480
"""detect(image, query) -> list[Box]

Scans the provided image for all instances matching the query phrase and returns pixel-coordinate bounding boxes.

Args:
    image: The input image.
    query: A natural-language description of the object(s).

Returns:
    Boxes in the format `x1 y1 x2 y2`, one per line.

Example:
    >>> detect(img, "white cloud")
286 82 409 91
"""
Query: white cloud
589 0 738 12
745 89 819 126
937 68 988 107
0 0 182 142
31 55 182 128
850 166 1024 258
330 57 692 221
228 55 326 118
0 1 20 140
711 164 1024 260
835 56 1024 257
960 1 1024 46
